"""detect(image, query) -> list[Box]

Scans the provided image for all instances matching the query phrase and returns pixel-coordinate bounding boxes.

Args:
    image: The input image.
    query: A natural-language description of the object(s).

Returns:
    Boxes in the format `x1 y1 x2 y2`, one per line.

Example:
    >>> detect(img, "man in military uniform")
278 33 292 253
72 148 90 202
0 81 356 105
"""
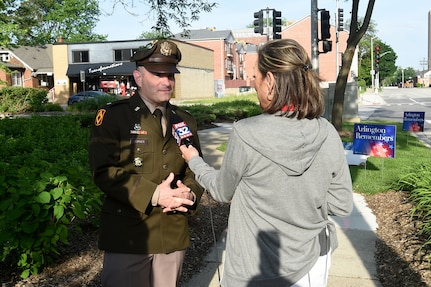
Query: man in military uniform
89 40 205 287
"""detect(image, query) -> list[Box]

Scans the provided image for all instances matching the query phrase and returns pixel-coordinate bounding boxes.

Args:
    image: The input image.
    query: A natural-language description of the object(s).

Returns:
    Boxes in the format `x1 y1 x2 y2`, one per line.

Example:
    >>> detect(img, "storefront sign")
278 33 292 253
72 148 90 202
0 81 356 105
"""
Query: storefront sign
88 62 123 74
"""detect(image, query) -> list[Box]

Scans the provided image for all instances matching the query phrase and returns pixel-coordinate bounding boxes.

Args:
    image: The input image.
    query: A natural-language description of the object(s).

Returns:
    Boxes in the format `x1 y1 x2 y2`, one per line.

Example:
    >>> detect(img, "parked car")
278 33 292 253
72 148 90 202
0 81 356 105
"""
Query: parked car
67 91 111 105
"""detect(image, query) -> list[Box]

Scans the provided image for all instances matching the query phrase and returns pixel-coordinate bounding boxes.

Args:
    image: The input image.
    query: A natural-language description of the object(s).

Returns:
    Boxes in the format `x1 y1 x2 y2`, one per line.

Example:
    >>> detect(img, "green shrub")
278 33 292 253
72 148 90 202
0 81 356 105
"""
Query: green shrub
44 103 65 112
0 115 103 278
183 99 261 126
0 87 48 113
357 79 366 93
393 163 431 242
66 94 120 112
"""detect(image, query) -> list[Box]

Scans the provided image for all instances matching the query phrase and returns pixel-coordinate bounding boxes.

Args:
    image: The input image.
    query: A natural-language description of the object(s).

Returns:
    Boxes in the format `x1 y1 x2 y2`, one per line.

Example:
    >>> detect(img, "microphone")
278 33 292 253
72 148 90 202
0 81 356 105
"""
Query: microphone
171 113 194 147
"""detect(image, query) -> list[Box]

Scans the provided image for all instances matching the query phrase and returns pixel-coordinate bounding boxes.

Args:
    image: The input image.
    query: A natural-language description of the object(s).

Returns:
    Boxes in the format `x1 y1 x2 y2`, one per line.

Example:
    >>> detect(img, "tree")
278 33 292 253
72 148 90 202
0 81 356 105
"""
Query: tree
385 67 416 87
0 0 20 47
138 31 166 39
332 0 375 131
373 41 397 86
358 37 397 87
9 0 106 45
106 0 217 38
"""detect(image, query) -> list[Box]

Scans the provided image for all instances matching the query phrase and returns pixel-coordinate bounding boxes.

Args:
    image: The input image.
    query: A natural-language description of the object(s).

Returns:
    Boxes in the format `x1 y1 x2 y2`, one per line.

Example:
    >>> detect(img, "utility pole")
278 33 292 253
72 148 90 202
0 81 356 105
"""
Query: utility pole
311 0 319 74
419 57 429 87
335 0 339 76
370 37 375 92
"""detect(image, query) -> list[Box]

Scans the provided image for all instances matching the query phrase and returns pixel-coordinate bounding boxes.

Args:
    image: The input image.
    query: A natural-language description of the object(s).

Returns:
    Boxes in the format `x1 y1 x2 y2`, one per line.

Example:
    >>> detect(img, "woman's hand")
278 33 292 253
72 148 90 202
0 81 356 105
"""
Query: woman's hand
179 144 200 163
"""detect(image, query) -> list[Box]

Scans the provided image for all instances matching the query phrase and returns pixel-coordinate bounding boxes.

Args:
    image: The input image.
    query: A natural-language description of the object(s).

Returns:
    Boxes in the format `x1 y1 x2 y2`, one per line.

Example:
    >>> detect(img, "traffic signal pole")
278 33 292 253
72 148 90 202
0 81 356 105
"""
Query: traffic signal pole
311 0 319 74
253 8 283 41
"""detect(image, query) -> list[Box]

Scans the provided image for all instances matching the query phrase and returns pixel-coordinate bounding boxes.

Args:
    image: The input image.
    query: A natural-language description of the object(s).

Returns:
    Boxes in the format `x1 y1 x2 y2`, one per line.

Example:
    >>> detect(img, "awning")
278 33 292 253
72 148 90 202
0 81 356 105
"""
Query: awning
66 62 136 77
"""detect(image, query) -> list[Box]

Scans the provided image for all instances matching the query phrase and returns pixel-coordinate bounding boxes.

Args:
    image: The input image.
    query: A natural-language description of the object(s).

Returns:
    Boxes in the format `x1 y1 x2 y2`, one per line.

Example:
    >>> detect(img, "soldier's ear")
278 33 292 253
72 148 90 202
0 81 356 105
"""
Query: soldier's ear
133 69 143 89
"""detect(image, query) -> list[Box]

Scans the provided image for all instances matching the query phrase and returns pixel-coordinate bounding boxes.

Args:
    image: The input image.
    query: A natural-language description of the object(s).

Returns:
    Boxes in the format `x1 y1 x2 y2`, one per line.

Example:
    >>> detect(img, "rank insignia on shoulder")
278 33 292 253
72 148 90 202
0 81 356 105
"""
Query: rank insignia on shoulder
95 109 106 126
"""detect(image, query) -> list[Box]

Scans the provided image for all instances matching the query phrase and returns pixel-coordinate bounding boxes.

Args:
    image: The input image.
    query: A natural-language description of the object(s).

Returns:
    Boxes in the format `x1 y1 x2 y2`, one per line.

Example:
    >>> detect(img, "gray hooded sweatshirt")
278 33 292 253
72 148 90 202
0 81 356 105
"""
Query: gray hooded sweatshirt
188 113 353 287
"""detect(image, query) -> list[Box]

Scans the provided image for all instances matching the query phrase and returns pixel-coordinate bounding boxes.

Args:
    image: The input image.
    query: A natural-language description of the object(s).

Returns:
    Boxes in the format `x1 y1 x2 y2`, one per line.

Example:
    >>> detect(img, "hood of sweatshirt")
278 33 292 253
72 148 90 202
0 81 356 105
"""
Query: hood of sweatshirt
234 114 331 176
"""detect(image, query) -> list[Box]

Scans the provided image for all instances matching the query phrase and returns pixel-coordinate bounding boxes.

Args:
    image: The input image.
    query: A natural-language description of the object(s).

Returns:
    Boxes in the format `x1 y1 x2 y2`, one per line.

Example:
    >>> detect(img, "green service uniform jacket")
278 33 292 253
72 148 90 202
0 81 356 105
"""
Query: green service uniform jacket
89 94 204 254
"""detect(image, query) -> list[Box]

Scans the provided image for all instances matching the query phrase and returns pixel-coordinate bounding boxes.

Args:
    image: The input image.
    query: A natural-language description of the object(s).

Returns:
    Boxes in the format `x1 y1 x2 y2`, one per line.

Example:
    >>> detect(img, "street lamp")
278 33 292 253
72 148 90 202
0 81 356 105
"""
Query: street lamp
375 51 392 92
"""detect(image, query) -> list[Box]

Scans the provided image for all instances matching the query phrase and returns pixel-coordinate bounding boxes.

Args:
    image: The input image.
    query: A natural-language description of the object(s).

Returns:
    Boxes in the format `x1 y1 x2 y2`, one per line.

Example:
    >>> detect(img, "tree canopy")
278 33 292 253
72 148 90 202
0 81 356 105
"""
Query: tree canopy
4 0 106 46
106 0 217 38
1 0 218 47
358 37 397 87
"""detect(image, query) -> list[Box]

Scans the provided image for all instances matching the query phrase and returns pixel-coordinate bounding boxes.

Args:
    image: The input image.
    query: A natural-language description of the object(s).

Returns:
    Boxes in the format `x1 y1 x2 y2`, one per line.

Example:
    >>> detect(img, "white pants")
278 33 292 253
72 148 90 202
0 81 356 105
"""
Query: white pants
291 251 332 287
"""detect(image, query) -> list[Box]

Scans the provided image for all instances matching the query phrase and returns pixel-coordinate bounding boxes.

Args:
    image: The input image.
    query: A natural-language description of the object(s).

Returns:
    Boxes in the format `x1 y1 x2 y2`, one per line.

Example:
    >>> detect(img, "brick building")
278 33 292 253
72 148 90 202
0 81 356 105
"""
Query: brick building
0 45 54 91
175 15 356 95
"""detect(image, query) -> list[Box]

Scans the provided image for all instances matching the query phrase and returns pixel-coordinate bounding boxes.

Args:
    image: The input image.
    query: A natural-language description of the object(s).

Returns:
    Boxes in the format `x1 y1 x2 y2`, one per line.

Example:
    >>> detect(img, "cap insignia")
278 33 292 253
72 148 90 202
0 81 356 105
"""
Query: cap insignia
160 42 172 56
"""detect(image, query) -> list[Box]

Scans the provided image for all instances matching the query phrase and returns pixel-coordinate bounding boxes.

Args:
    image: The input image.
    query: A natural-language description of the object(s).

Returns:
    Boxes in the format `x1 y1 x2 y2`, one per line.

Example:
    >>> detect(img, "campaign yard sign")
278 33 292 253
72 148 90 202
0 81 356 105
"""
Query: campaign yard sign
353 124 396 158
402 112 425 132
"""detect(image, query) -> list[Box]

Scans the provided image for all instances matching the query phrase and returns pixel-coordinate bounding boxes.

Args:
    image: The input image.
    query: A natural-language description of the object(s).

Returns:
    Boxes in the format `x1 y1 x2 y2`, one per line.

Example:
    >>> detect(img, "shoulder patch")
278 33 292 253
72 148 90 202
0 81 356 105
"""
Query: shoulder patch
95 109 106 126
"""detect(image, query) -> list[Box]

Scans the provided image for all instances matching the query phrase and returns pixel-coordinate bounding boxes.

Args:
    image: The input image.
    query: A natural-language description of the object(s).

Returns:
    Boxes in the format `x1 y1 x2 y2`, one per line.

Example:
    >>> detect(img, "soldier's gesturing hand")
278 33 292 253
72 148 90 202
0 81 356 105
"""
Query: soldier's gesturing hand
158 173 194 213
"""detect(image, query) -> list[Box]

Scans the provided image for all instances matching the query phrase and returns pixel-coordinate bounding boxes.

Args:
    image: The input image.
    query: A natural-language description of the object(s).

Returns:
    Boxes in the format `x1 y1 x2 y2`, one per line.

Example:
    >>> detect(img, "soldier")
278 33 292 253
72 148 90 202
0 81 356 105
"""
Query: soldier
89 40 204 287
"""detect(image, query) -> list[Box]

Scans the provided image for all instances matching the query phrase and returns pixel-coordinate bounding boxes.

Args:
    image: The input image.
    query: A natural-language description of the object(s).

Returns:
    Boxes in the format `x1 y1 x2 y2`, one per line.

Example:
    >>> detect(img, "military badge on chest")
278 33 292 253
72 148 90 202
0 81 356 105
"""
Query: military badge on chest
133 157 144 167
130 123 149 168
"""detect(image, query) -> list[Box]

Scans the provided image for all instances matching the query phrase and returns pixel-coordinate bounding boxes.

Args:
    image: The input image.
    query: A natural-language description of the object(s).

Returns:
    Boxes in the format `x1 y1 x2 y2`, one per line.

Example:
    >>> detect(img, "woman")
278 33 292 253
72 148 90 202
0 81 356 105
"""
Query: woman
180 39 353 287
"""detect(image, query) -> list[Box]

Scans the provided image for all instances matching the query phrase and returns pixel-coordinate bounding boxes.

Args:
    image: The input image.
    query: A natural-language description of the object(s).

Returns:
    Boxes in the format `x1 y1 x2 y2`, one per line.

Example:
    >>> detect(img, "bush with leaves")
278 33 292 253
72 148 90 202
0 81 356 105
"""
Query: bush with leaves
183 100 262 126
393 162 431 243
66 94 120 113
0 87 48 113
0 115 103 278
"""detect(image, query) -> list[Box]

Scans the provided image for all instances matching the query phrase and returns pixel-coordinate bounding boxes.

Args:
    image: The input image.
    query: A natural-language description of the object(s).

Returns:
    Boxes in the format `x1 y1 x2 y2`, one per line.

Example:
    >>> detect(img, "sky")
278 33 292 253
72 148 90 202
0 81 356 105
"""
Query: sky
94 0 430 70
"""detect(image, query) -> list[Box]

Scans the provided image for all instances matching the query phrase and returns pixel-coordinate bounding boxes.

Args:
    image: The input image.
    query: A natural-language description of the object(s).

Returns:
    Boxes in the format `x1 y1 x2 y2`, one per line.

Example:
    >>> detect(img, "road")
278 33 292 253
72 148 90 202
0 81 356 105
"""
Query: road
359 87 431 129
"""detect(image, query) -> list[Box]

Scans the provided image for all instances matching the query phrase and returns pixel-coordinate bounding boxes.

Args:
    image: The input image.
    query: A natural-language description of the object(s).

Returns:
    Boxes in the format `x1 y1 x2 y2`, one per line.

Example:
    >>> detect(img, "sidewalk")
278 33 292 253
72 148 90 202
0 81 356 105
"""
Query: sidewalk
182 123 382 287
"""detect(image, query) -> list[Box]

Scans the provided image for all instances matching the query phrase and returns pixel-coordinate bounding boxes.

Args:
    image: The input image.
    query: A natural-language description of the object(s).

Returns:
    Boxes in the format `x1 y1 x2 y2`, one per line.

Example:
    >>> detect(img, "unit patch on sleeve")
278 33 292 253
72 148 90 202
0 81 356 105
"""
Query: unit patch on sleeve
95 109 107 126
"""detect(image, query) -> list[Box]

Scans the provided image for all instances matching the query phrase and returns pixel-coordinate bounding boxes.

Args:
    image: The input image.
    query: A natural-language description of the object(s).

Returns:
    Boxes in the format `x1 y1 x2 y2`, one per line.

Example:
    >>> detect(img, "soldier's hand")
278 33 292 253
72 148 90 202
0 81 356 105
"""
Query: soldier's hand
158 173 194 213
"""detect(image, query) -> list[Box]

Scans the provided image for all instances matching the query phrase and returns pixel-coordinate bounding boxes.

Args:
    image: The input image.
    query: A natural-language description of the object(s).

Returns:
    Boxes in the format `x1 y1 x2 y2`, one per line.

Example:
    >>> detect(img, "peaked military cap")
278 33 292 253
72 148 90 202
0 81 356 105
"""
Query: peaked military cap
130 40 182 74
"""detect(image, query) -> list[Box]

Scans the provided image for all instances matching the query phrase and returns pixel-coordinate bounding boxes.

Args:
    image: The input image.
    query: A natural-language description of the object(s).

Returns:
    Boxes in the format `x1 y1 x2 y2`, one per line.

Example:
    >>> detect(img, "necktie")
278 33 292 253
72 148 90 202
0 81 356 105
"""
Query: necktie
153 108 164 137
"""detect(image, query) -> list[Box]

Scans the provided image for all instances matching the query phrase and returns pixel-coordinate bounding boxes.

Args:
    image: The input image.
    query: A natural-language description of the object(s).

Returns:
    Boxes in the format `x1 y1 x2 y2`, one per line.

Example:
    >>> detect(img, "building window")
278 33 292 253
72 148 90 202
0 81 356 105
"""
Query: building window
239 53 244 63
11 71 22 86
0 52 9 62
72 50 89 63
114 49 136 62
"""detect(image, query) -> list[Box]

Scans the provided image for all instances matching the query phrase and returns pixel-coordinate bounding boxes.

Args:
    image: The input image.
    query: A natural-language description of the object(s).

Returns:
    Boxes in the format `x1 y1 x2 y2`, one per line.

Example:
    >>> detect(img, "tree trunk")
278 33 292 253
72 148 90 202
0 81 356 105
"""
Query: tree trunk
332 45 356 131
330 0 375 131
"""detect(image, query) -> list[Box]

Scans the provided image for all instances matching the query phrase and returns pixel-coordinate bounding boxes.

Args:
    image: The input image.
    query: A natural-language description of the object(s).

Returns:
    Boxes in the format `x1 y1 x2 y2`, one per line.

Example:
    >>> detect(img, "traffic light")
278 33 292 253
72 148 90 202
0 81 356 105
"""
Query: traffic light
320 10 331 40
273 10 282 39
337 8 344 31
322 40 332 53
375 45 380 72
254 10 264 34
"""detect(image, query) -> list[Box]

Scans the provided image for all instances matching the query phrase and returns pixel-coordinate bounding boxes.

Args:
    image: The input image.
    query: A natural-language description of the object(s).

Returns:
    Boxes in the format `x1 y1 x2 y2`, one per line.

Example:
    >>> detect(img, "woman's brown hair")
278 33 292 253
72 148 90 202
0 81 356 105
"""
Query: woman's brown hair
257 39 324 119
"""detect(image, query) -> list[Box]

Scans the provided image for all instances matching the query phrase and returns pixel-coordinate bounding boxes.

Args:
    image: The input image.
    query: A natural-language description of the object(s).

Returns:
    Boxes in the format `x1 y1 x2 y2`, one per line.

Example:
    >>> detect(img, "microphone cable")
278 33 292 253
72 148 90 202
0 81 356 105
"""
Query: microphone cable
206 189 222 287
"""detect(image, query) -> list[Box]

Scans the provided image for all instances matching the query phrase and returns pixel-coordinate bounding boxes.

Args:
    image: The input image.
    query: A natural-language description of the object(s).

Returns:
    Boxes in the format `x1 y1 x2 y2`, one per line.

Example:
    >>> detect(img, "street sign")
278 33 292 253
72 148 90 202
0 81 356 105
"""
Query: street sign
80 70 85 82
